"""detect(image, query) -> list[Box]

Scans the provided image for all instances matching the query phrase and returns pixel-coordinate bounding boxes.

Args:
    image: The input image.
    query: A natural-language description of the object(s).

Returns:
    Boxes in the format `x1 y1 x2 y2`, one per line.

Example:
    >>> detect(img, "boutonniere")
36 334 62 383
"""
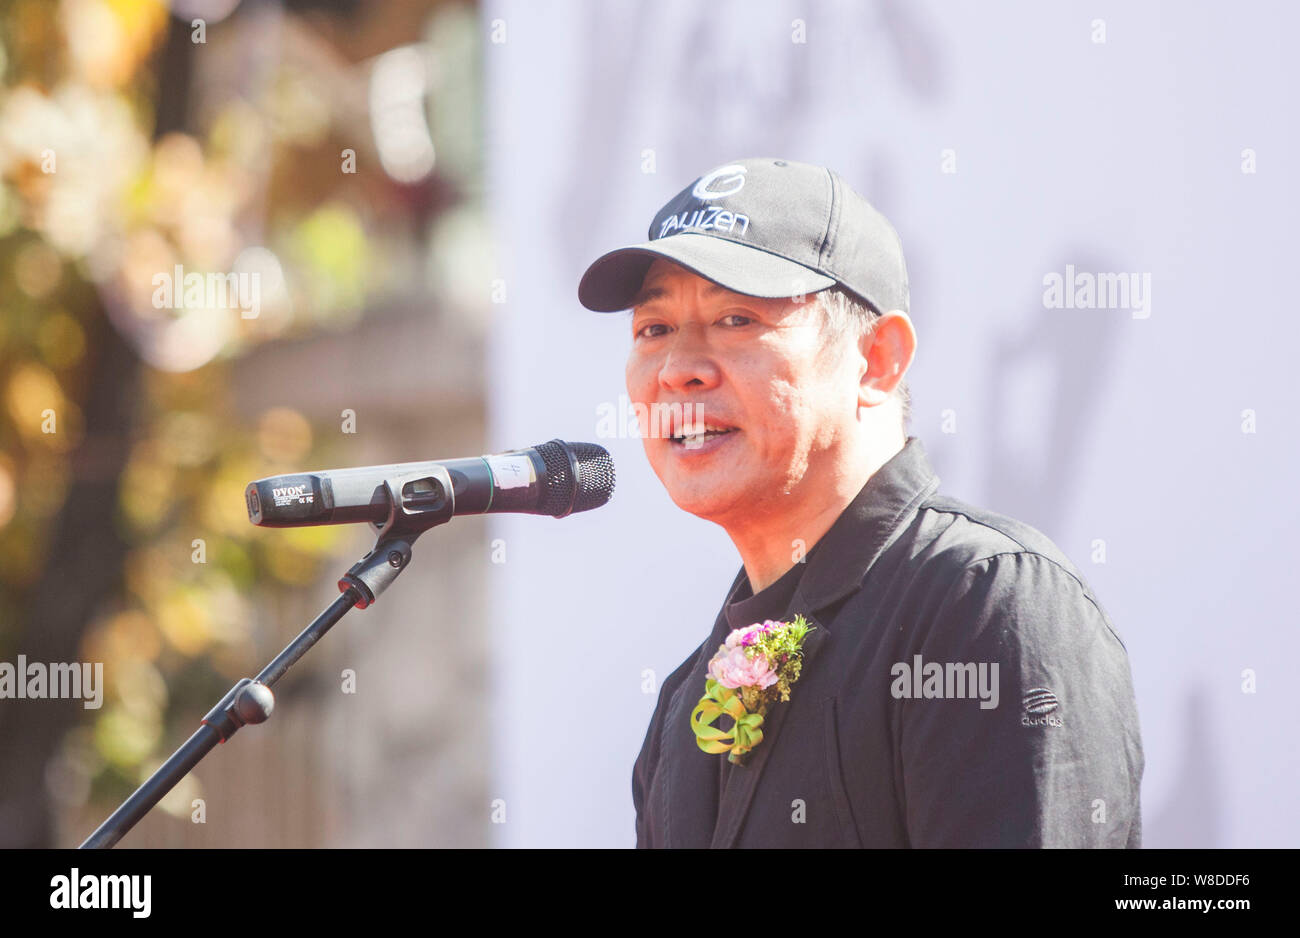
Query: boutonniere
690 615 814 765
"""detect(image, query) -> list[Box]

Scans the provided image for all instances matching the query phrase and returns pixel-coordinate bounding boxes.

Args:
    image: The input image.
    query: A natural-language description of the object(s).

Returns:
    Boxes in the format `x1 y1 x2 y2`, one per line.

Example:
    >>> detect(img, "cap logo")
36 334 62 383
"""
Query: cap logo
691 164 747 200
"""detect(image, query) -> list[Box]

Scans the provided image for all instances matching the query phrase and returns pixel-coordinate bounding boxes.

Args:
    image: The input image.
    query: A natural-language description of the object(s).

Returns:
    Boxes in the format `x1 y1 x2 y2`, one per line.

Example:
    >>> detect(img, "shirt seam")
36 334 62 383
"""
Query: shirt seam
950 548 1127 650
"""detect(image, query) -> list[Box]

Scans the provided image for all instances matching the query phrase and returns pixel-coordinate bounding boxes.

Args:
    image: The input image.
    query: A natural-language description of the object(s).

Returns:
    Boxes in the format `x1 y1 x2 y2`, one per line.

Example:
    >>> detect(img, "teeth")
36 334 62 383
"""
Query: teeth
675 427 735 443
675 425 733 436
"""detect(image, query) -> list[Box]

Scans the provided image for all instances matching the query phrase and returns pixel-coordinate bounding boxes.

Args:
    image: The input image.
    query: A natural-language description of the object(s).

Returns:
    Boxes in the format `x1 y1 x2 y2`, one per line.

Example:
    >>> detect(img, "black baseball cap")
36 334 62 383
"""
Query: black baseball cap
578 157 908 315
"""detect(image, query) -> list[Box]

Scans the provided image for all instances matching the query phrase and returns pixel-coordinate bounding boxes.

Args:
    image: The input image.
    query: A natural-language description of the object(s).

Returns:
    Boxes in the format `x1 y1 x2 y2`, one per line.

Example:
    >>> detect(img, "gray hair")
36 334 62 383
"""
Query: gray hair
811 286 912 427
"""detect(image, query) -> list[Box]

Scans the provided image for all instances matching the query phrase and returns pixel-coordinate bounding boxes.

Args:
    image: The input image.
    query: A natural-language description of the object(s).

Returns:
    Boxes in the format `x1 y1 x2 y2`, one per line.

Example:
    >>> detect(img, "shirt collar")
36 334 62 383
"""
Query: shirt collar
789 436 940 622
723 542 812 633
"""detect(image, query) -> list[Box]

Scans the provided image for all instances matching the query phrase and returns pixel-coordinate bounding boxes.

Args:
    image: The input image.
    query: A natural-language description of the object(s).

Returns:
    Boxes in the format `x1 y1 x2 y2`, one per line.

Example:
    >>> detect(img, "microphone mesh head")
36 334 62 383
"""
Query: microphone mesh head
534 440 616 517
568 441 616 513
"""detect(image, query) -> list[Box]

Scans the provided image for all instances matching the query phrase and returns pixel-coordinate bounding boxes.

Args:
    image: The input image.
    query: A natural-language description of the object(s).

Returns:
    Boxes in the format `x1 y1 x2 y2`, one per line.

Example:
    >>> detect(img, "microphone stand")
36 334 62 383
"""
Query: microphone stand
79 464 458 848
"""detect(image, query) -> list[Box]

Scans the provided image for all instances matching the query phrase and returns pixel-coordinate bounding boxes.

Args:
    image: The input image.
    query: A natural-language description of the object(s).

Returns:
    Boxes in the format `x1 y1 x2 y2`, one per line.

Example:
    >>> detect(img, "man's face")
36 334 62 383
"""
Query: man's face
625 258 860 527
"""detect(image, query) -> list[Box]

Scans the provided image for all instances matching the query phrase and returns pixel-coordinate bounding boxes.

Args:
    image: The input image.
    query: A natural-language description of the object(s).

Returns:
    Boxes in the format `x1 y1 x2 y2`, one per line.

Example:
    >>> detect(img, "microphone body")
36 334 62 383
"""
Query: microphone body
245 440 614 528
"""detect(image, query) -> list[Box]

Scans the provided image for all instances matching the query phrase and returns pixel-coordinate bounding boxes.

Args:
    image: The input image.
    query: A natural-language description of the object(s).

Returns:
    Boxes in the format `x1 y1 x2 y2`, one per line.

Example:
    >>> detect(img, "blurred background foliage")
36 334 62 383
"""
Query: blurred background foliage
0 0 483 845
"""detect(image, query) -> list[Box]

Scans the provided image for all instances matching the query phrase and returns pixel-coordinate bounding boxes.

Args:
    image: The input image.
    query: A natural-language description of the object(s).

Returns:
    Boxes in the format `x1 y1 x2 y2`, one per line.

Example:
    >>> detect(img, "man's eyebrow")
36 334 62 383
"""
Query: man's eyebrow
630 284 668 307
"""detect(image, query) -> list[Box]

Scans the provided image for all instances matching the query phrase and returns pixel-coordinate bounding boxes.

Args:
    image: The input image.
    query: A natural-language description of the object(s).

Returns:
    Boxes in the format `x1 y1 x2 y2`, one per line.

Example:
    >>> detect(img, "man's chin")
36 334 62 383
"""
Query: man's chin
660 477 746 523
647 438 749 517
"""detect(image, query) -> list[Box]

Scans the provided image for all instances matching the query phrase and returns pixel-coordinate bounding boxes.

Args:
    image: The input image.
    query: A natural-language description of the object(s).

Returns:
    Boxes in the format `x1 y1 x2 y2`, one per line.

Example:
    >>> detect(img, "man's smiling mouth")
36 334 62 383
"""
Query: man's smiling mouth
670 424 739 448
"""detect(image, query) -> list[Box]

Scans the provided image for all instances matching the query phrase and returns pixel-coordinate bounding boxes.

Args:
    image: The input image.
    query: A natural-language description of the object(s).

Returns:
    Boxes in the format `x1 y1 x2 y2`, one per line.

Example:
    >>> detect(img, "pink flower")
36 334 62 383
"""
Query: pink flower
725 620 780 650
708 644 778 690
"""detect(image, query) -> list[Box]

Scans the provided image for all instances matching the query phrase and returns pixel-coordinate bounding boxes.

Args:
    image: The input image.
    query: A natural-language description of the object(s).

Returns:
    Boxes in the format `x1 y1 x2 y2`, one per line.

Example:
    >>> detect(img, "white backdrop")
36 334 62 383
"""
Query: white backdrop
484 0 1299 847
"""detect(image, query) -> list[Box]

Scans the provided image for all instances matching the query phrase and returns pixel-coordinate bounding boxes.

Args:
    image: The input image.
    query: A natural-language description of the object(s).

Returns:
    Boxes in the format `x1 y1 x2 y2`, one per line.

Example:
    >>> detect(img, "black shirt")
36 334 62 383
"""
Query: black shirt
632 437 1144 848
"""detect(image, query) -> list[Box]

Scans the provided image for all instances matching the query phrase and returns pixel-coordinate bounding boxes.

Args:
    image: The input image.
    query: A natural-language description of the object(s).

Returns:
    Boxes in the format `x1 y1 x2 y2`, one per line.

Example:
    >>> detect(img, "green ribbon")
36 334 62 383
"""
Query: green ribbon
690 678 765 764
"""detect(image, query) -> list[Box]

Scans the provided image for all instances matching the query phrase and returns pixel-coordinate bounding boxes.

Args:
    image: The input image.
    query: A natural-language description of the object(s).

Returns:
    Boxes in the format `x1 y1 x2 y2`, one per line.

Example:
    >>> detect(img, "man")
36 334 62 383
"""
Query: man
579 158 1143 848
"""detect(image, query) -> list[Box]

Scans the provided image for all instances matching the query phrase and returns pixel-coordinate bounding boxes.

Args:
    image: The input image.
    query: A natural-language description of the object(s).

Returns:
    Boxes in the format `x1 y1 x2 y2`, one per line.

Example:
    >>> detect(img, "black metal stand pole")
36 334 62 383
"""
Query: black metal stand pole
78 590 360 848
78 466 453 848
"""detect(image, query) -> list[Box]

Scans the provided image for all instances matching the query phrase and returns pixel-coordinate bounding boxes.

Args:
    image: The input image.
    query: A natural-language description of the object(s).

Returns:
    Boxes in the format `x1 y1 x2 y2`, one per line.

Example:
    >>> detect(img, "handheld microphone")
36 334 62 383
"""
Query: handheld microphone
244 439 614 528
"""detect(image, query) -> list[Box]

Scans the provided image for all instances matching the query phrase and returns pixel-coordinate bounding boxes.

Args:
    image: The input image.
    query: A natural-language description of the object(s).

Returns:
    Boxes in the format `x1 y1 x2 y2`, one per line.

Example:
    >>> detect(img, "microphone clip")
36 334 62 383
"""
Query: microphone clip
338 465 456 609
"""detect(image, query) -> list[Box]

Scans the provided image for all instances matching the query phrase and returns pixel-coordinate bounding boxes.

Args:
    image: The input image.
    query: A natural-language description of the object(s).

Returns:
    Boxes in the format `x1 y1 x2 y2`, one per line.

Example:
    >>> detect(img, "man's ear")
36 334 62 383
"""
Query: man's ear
859 310 916 406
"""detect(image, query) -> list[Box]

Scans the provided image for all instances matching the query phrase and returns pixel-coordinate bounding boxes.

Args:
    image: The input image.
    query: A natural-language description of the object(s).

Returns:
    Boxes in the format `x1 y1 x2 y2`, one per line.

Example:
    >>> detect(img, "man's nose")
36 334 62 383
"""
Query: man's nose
657 324 720 391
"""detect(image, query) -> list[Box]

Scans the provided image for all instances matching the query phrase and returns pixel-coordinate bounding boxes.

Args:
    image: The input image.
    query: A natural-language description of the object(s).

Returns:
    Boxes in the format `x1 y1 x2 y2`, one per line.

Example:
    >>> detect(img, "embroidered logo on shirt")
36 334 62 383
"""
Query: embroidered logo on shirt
1021 687 1063 727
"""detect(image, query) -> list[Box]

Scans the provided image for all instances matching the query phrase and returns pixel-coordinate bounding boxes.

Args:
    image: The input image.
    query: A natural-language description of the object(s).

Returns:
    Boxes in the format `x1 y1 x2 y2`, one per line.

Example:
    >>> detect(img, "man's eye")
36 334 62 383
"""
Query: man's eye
635 323 668 338
720 314 753 327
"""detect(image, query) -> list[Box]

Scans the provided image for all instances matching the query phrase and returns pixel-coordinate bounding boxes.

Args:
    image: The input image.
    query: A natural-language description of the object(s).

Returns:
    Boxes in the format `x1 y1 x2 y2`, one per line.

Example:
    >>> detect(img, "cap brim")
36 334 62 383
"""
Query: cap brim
578 233 836 312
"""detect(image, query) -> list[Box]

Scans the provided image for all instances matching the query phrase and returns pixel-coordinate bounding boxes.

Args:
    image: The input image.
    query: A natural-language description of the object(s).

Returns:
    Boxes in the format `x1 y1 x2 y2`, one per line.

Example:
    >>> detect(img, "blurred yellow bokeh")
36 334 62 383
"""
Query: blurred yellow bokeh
61 0 169 89
119 439 178 534
257 407 313 465
4 361 82 450
35 310 86 369
154 583 214 656
0 452 15 529
82 609 163 665
94 706 162 770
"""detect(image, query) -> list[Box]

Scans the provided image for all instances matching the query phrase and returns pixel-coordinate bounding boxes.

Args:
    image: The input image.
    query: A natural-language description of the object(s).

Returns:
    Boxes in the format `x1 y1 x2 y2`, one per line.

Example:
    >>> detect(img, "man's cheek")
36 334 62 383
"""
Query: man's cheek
640 428 670 474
